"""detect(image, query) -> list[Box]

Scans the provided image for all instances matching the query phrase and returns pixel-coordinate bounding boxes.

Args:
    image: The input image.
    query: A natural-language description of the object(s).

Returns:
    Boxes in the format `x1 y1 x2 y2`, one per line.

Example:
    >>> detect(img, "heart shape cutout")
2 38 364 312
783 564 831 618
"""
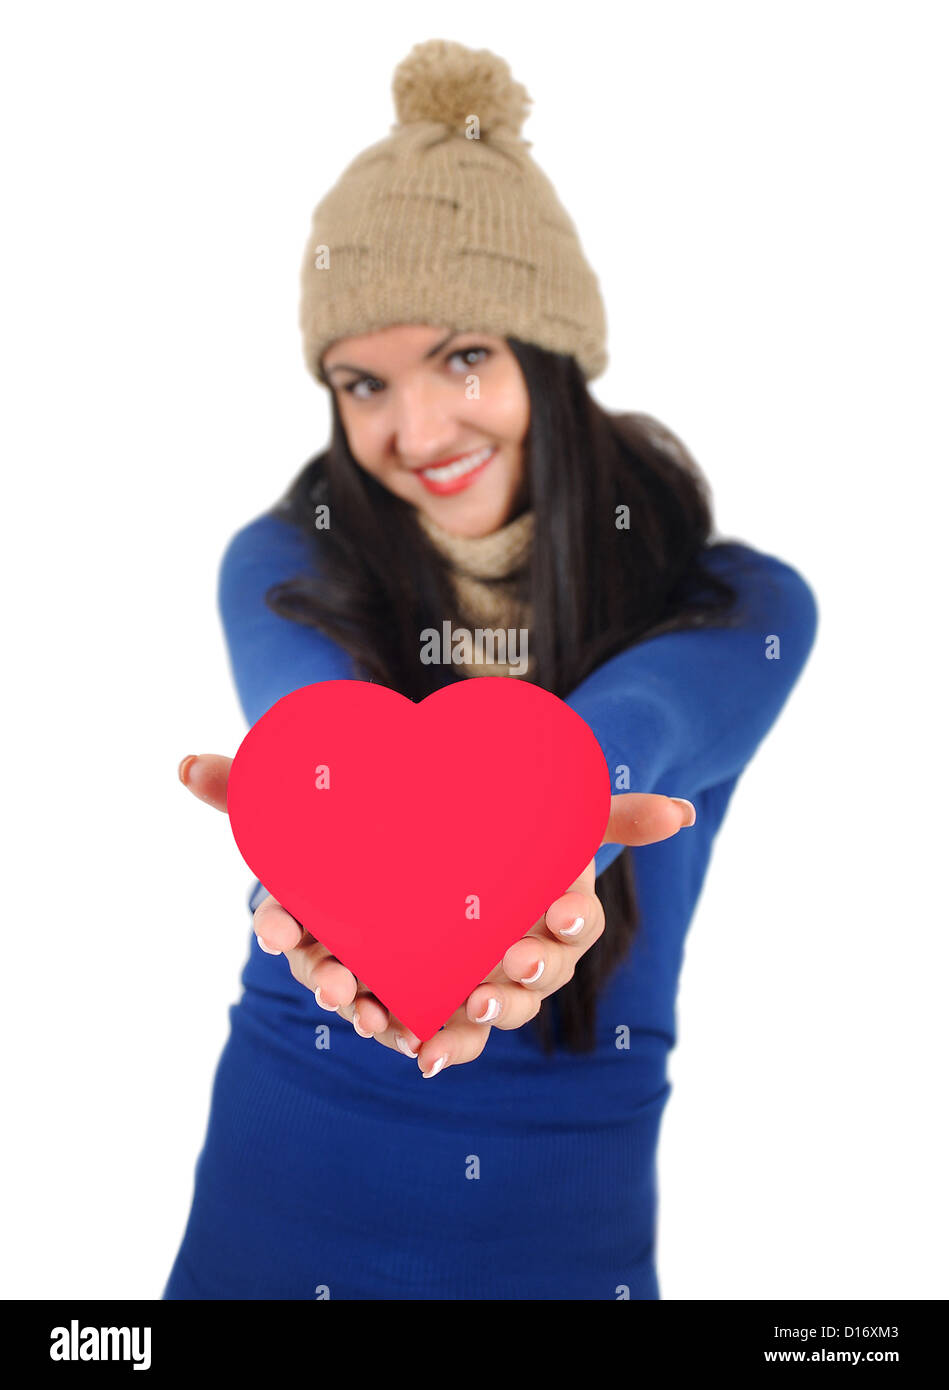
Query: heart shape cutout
226 677 611 1041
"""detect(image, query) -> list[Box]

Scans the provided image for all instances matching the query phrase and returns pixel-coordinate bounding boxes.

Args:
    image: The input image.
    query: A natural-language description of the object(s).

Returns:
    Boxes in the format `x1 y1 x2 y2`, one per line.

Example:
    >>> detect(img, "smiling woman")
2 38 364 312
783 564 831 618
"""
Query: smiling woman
162 38 818 1302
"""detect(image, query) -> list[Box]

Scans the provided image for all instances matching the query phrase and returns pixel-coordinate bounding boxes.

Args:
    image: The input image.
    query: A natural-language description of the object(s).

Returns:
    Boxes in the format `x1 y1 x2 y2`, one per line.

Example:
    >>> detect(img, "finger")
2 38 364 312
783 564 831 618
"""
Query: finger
499 857 602 988
178 753 232 812
601 792 696 847
463 972 545 1031
365 1013 426 1061
294 945 359 1013
335 988 392 1038
252 895 314 953
414 1009 494 1077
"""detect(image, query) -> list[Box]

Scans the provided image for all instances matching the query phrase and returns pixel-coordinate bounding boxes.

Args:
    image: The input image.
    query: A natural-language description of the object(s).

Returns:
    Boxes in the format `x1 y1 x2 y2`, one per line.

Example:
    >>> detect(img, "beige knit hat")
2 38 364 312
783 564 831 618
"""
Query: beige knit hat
298 38 608 386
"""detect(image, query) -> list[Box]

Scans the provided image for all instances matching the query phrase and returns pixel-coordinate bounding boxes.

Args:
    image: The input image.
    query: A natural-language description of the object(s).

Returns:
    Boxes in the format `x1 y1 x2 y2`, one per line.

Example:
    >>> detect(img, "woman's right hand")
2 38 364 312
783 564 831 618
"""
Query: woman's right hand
178 753 396 1040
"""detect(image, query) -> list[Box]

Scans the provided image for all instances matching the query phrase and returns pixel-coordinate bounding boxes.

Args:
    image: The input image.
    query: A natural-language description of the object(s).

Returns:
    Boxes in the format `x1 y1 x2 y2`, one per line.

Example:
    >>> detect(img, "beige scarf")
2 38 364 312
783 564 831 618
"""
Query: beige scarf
416 507 536 679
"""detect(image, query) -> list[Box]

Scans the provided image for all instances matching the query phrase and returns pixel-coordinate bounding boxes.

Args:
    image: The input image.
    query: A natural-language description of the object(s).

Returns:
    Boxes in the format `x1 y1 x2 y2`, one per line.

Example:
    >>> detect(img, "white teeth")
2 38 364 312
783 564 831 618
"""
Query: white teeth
421 446 494 482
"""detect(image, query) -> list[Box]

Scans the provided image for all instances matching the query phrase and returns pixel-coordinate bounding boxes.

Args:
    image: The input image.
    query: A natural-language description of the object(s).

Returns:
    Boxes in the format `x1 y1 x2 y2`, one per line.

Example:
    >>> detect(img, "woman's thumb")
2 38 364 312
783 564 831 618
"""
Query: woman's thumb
178 754 232 812
601 792 696 847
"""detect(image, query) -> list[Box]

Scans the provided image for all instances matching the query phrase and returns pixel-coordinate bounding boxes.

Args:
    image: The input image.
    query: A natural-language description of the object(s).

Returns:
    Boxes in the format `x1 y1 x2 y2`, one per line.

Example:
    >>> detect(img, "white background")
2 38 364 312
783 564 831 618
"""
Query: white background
2 0 945 1301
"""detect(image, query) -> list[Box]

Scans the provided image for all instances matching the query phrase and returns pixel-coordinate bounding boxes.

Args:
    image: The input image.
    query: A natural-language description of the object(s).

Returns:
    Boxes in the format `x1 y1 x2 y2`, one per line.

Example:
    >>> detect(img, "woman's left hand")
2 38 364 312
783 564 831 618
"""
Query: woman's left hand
366 792 696 1077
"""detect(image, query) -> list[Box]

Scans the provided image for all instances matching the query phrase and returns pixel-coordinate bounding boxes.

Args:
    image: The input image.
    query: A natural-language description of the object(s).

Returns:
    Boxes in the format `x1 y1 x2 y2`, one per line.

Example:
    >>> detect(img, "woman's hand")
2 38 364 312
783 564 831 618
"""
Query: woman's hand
391 792 696 1077
178 754 392 1036
179 753 695 1078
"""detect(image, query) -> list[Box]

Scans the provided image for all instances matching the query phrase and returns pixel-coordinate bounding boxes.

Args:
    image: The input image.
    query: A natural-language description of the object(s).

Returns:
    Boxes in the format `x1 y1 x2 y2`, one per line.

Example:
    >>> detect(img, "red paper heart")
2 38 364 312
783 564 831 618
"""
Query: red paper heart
226 677 611 1041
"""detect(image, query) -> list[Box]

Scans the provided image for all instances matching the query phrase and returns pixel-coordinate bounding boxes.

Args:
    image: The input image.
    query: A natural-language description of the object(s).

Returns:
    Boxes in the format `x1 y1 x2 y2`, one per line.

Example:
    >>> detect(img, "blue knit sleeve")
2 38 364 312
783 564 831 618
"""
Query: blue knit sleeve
565 541 819 875
219 510 361 920
217 511 356 731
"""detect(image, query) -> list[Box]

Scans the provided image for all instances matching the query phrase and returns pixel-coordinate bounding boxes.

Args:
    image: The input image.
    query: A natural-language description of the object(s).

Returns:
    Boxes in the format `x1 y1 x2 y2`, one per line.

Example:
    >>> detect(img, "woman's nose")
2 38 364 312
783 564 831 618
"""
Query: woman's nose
390 385 463 461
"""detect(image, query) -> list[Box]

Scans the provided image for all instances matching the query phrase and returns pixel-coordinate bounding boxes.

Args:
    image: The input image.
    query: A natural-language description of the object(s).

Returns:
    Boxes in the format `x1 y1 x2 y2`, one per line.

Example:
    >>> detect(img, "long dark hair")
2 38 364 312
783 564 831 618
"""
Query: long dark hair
262 338 739 1053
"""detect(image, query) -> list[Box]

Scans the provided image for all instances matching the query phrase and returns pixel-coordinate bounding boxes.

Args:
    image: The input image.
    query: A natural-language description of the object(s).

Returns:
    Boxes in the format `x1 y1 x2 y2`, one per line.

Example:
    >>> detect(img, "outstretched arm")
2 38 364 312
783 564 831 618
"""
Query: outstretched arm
563 541 819 874
217 510 356 730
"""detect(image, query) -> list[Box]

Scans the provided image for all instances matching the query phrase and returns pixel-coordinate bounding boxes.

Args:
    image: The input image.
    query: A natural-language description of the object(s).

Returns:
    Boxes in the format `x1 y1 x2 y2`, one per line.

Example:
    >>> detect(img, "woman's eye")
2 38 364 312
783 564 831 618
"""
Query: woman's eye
449 346 490 369
343 377 381 400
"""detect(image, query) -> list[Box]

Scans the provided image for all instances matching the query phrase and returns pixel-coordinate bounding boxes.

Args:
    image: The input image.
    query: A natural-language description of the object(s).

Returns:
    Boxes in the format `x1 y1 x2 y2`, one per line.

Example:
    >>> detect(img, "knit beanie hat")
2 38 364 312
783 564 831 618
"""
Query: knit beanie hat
298 38 608 385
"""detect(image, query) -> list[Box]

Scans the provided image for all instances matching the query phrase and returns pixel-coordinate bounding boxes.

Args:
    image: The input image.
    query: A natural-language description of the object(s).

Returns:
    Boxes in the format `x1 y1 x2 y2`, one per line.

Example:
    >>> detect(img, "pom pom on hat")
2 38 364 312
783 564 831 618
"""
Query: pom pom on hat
392 37 532 138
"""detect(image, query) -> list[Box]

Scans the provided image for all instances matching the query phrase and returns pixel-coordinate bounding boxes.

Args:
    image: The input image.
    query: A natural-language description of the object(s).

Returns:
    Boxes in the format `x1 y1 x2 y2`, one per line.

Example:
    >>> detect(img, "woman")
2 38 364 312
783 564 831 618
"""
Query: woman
163 39 817 1300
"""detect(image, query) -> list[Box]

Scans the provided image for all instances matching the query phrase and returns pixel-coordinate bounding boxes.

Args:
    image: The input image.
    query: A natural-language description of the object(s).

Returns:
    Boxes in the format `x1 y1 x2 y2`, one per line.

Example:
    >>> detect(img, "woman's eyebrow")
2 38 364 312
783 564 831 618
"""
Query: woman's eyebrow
324 331 461 380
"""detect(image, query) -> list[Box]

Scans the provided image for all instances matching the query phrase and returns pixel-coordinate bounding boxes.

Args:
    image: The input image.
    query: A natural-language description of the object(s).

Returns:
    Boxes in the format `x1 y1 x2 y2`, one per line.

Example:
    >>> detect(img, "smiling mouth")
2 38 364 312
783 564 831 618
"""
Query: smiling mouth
418 445 496 483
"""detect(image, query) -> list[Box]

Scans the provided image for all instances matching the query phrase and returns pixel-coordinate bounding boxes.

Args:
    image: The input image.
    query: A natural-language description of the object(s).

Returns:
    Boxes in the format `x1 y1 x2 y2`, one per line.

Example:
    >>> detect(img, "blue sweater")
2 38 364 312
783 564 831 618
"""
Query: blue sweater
162 511 818 1300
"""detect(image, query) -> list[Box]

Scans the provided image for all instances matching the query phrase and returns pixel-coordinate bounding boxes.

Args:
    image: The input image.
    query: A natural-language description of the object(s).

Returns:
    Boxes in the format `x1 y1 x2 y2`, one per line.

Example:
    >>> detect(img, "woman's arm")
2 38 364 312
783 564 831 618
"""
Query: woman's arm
565 542 819 874
217 510 356 730
220 511 361 919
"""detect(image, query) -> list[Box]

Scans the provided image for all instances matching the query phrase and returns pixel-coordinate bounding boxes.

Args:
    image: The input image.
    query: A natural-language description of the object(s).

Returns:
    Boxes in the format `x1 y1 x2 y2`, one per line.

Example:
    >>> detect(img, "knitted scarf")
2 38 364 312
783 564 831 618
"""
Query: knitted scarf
416 507 536 679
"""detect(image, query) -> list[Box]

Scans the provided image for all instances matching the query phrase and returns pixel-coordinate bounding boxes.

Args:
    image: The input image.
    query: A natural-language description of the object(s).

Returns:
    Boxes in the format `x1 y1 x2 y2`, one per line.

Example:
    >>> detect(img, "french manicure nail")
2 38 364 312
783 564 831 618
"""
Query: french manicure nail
559 916 585 936
422 1053 448 1079
352 1009 373 1038
314 986 338 1012
255 933 282 956
519 959 545 985
669 797 697 827
474 997 500 1024
396 1034 420 1058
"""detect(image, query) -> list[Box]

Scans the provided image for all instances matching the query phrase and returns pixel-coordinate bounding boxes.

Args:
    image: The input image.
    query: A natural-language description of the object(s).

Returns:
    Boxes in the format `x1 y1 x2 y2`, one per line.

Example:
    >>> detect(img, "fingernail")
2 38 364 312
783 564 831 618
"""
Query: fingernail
519 959 545 985
178 755 197 785
669 797 696 827
473 997 500 1024
559 916 585 937
352 1009 373 1038
255 933 282 956
421 1053 448 1079
314 986 338 1012
396 1034 419 1058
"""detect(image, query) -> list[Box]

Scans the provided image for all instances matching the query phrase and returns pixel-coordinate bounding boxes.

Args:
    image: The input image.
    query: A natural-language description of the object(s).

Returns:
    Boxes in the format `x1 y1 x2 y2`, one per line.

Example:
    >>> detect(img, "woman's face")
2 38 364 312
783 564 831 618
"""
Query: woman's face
320 324 530 538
